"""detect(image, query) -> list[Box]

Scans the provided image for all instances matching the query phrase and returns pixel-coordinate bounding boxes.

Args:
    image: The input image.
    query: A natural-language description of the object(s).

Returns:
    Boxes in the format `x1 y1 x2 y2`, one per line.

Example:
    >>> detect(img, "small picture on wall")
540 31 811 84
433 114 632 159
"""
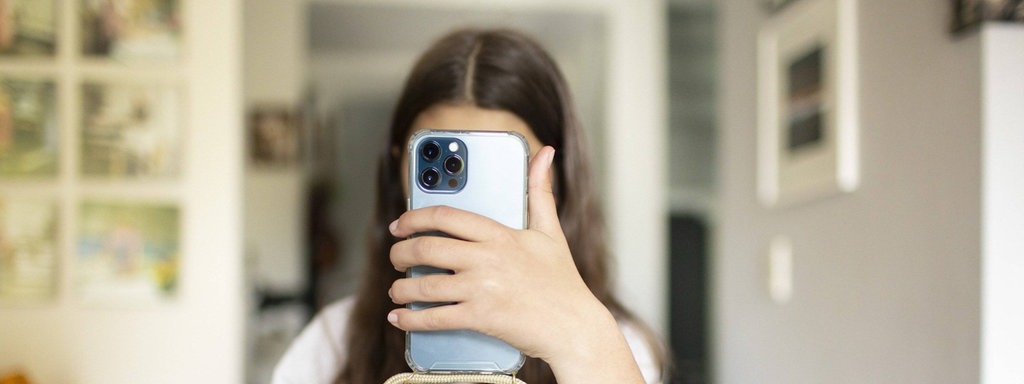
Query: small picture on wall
0 196 58 302
757 0 859 207
0 77 58 177
80 81 181 178
79 0 182 60
762 0 797 12
75 200 179 304
0 0 57 57
248 106 302 167
951 0 1024 33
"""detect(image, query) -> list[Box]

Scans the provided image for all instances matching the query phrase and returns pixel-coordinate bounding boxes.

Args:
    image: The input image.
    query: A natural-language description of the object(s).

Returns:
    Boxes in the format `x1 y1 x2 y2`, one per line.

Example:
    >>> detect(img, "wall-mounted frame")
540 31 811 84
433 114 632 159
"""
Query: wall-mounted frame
80 80 183 179
79 0 183 61
951 0 1024 34
0 0 58 58
2 0 188 306
757 0 859 208
0 195 59 303
0 76 59 177
75 199 180 305
247 105 302 168
762 0 798 13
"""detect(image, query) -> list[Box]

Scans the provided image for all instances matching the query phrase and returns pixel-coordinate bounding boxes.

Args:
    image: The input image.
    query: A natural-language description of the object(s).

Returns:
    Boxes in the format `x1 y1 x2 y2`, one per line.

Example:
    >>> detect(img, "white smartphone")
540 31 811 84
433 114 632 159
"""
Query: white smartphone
405 129 528 374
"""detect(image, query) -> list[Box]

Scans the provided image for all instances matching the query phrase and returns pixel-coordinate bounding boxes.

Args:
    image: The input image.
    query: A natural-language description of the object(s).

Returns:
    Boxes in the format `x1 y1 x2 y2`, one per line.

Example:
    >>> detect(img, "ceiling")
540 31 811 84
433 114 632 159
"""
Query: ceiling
307 2 604 55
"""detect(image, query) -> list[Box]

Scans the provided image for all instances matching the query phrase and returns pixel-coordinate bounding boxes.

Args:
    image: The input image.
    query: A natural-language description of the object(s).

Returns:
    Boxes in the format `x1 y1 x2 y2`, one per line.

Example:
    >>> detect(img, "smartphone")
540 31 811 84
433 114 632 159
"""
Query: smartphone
405 129 528 374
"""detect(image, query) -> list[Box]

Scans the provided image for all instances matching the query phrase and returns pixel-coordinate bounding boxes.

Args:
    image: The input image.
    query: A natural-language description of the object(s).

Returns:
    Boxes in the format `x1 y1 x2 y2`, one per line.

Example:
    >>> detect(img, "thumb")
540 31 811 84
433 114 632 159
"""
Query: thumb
528 146 561 237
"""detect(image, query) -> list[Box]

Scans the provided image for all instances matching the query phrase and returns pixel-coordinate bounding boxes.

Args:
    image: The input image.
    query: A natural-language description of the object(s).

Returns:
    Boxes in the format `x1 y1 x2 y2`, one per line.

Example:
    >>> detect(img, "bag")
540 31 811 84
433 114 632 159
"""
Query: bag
383 372 526 384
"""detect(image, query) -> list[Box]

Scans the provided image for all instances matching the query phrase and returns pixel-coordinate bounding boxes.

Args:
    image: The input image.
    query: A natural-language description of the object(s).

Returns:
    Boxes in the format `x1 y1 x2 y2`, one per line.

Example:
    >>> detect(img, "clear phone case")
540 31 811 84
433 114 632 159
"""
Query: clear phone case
405 130 528 374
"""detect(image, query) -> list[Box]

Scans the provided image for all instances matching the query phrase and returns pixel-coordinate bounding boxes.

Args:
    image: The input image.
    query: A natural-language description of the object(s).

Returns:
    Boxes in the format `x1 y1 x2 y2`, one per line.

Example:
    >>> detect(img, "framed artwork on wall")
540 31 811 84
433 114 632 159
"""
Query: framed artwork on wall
0 76 59 177
0 0 58 57
75 199 179 305
80 80 182 178
247 106 302 168
757 0 859 208
0 196 59 303
79 0 182 61
761 0 798 13
951 0 1024 34
2 0 191 305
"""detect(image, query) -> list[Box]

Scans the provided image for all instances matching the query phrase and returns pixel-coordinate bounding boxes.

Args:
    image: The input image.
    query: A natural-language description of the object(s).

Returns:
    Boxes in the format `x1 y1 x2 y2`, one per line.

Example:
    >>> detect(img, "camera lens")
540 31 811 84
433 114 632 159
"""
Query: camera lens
421 141 440 161
443 155 463 175
420 168 440 188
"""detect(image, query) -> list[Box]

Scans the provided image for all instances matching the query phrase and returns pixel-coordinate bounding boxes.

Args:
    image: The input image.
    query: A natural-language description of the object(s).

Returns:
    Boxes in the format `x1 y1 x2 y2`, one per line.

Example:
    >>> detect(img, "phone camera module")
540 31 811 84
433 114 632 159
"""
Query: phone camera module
420 168 441 188
421 141 441 161
443 155 464 175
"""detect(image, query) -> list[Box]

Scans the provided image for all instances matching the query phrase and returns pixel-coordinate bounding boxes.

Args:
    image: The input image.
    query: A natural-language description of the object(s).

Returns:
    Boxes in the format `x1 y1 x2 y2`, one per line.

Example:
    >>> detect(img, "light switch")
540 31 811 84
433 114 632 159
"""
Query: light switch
769 235 793 304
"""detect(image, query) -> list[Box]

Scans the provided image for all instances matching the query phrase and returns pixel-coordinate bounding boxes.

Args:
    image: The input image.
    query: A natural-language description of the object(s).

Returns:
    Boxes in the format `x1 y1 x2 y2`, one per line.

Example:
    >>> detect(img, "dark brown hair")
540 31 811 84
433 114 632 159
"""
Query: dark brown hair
339 28 660 384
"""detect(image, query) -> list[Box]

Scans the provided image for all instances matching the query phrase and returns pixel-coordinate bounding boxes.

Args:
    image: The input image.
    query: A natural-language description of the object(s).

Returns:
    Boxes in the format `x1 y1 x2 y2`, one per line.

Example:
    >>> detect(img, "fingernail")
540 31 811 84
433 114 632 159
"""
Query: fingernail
388 219 398 234
545 147 556 168
387 311 399 325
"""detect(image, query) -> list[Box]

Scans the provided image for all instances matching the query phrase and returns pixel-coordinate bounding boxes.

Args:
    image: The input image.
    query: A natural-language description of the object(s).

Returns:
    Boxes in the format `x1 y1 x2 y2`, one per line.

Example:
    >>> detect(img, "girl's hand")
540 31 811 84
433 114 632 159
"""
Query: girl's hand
386 146 645 384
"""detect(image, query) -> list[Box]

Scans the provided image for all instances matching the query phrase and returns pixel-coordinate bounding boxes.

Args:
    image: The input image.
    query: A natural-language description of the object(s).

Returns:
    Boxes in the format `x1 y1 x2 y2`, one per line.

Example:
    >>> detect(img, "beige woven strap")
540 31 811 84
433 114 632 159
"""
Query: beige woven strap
383 372 526 384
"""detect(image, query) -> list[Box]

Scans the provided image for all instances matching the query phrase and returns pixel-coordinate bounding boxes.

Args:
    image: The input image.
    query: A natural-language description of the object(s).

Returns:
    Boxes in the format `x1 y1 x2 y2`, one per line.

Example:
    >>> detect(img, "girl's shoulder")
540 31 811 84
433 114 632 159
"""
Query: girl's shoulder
271 296 357 384
318 296 358 325
617 318 665 384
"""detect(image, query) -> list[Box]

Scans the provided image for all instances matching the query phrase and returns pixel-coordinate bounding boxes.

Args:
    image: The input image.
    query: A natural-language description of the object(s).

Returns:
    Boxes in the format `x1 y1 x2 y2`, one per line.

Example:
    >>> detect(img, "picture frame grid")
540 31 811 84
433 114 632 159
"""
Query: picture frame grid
0 0 186 305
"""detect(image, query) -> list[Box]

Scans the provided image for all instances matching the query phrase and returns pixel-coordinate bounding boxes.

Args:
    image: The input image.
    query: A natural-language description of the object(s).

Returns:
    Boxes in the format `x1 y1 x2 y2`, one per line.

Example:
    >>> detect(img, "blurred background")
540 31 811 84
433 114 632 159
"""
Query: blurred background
0 0 1022 383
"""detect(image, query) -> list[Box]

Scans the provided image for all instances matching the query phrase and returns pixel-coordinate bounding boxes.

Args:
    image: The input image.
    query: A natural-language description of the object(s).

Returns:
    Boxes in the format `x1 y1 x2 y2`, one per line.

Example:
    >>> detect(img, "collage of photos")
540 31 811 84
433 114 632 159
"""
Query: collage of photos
0 0 183 306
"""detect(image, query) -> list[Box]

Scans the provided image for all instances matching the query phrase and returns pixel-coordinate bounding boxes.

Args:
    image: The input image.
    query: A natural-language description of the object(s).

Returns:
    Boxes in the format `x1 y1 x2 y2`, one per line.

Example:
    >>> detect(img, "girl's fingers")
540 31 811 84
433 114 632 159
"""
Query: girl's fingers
389 235 476 272
388 305 468 332
390 205 507 242
527 146 562 238
389 274 465 305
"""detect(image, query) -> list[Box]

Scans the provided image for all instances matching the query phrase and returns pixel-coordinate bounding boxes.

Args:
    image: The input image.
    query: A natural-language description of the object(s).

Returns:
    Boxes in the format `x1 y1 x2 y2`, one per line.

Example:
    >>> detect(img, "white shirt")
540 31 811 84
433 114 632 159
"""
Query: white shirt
272 296 662 384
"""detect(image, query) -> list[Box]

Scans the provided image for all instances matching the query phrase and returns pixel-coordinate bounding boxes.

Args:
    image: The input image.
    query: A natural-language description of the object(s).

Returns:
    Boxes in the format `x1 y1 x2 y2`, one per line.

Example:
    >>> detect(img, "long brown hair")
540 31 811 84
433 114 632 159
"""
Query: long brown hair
339 28 658 384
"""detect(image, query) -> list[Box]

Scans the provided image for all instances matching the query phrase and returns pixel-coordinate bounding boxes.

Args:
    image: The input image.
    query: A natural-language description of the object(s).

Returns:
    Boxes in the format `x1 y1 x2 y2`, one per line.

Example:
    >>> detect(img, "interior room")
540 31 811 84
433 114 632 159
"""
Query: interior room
0 0 1021 383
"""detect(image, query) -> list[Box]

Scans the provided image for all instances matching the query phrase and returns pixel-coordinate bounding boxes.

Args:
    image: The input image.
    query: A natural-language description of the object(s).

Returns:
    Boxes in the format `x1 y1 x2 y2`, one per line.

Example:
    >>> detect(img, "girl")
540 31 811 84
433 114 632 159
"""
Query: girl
274 28 665 384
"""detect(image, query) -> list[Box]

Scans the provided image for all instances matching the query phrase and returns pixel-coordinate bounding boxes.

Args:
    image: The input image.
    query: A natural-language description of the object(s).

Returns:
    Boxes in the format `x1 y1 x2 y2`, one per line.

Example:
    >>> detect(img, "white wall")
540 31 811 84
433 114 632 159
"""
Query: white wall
242 1 310 381
243 0 308 295
717 0 984 383
0 1 245 383
980 24 1024 384
602 0 669 335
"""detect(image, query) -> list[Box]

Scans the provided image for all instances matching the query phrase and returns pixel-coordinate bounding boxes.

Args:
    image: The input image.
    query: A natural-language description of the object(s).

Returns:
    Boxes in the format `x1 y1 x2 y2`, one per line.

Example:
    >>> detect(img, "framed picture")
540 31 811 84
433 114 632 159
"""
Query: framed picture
757 0 859 208
0 76 59 177
80 81 182 178
0 196 58 302
248 106 302 168
951 0 1024 34
0 0 57 57
75 200 179 304
79 0 182 60
762 0 798 12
